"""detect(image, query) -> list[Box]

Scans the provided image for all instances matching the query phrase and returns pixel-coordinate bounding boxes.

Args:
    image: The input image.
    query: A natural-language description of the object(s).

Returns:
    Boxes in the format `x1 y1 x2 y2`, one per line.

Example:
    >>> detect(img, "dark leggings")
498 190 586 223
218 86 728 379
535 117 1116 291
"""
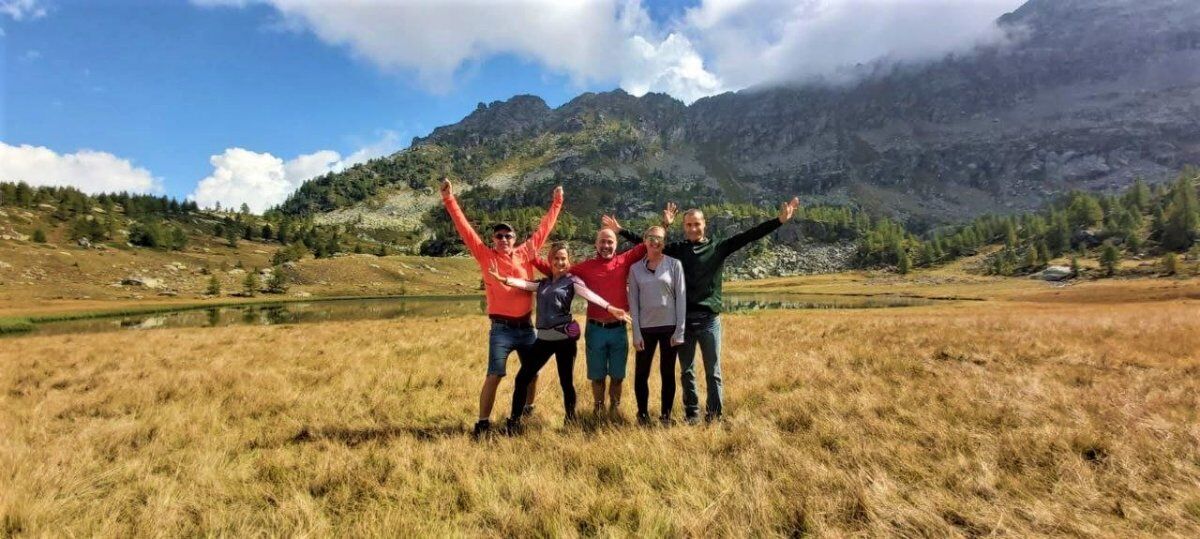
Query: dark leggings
511 338 577 420
634 329 678 418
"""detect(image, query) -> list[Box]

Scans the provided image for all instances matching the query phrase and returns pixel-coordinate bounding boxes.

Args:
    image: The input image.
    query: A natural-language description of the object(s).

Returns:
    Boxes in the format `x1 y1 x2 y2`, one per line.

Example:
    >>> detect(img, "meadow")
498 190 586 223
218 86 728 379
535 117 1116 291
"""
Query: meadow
2 278 1199 537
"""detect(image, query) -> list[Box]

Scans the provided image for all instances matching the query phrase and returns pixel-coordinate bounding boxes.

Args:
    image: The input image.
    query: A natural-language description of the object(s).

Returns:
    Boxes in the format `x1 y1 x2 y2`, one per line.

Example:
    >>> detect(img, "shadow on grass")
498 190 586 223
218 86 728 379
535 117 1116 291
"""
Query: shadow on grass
289 424 466 446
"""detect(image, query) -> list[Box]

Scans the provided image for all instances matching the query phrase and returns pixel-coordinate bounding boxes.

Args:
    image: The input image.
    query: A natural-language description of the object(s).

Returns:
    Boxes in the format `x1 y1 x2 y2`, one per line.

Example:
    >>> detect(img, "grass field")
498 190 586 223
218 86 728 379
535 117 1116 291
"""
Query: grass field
2 278 1199 536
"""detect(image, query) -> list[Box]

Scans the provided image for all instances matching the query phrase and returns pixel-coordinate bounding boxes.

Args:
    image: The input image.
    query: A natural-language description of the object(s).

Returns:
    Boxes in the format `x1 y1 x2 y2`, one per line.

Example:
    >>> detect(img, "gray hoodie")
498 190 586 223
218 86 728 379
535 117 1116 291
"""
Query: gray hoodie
627 255 686 346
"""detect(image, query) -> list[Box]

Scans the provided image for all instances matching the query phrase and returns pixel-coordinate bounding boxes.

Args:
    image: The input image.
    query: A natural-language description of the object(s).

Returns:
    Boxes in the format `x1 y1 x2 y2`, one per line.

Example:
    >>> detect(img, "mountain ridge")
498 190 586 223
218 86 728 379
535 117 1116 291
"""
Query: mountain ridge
279 0 1200 239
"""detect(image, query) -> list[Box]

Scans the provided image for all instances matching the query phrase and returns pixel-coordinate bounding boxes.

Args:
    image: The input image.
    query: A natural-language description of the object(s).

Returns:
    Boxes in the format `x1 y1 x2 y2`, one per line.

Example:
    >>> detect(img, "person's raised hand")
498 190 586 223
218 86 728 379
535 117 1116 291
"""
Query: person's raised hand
662 202 678 227
778 196 800 223
440 177 453 197
552 185 564 204
601 214 622 231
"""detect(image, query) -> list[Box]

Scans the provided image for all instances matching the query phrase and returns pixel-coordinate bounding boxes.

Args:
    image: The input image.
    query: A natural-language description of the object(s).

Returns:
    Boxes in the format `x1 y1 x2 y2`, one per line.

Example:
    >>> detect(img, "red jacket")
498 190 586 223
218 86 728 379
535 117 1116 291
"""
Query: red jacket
442 192 562 318
535 243 647 322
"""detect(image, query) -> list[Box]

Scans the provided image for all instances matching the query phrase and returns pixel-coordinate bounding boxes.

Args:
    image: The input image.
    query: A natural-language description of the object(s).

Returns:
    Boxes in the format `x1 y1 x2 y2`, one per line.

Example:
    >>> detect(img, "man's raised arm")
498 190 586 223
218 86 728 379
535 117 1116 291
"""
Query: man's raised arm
717 197 800 257
440 178 486 259
523 185 564 253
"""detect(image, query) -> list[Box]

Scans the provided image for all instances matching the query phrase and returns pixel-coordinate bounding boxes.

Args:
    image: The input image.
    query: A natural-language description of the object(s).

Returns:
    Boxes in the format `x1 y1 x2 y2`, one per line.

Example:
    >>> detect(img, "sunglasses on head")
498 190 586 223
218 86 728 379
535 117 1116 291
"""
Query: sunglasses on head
493 232 515 240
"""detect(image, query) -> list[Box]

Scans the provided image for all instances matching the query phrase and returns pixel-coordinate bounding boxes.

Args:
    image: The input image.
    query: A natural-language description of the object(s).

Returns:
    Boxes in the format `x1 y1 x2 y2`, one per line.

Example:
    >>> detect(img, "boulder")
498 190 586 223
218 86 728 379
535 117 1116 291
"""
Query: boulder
121 276 164 289
1035 266 1073 281
77 237 91 248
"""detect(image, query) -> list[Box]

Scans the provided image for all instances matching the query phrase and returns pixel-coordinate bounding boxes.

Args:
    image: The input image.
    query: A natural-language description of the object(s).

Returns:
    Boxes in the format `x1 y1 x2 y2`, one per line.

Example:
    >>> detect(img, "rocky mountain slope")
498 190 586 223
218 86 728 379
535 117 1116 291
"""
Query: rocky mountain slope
281 0 1200 236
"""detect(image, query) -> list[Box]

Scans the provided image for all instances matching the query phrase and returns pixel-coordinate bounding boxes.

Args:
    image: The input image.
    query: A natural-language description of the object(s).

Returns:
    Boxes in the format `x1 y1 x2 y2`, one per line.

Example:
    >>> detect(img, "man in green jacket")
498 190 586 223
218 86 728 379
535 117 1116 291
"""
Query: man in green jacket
614 196 799 423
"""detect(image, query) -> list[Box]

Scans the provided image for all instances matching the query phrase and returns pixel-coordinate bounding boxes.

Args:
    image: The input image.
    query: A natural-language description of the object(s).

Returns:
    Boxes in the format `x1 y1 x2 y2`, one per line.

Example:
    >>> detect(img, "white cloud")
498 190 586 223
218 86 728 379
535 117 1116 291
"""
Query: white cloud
194 0 1022 102
0 0 46 21
0 142 161 194
682 0 1023 89
189 131 401 213
192 0 724 103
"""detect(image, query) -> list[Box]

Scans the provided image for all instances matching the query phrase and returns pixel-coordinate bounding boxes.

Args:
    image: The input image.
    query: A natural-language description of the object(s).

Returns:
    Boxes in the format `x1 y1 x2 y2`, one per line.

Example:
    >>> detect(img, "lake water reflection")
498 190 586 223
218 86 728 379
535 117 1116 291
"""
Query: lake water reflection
25 293 935 336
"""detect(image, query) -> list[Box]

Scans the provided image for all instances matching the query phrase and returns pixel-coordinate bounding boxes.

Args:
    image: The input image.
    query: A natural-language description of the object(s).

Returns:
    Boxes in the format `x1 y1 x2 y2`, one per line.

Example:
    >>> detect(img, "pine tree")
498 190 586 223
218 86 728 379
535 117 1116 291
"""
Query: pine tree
242 271 258 297
266 267 289 294
206 275 221 296
1161 174 1199 251
897 249 911 275
1070 256 1081 277
1163 252 1180 276
1100 242 1120 276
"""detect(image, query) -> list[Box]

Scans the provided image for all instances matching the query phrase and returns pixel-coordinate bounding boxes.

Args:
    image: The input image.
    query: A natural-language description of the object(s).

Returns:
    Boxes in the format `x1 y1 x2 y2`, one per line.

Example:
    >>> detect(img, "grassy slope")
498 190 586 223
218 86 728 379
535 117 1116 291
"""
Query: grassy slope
1 279 1198 536
0 213 481 318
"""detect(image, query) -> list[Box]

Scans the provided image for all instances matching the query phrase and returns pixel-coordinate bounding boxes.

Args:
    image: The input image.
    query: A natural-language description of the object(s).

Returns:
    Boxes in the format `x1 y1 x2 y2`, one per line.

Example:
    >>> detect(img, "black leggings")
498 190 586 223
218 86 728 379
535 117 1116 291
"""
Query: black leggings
634 329 678 417
511 338 577 420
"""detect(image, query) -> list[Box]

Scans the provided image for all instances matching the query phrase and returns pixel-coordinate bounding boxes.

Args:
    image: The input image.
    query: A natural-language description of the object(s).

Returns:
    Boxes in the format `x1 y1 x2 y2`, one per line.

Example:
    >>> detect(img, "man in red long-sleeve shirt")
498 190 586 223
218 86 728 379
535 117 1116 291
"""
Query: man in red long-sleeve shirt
440 178 562 437
532 207 671 417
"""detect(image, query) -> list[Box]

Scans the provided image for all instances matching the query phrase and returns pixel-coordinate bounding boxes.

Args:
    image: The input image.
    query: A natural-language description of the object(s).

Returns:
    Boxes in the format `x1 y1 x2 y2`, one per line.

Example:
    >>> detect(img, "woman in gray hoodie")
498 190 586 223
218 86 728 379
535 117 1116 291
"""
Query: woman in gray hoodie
627 226 686 426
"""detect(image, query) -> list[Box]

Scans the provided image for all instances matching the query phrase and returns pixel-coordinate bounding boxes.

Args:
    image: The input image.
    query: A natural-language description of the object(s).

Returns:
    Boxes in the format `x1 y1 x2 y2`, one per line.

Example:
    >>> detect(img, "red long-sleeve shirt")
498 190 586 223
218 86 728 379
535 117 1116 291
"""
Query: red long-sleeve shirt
535 243 647 322
442 192 562 318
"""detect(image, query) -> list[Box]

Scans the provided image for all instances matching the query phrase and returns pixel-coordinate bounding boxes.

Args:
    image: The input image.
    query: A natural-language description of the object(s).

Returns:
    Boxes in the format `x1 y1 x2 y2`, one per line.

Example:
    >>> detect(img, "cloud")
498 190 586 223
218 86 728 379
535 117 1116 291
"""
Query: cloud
0 142 161 194
189 131 401 213
0 0 46 21
681 0 1023 89
192 0 724 103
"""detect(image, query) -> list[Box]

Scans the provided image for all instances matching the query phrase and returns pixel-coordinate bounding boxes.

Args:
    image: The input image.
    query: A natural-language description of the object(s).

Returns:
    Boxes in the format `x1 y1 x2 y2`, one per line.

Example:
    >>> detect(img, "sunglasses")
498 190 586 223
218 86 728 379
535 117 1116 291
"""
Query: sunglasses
493 233 515 240
645 236 665 244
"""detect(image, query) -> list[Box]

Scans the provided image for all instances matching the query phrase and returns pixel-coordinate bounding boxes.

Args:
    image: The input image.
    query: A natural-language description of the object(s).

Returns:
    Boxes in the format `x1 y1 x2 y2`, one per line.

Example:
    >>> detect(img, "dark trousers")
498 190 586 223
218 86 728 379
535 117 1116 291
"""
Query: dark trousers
511 338 577 420
634 329 679 418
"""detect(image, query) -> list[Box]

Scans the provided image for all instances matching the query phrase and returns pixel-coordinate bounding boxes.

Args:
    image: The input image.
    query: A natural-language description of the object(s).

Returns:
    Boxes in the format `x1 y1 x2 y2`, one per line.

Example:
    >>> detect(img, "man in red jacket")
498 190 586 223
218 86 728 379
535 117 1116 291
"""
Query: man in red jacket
535 226 645 416
440 178 563 437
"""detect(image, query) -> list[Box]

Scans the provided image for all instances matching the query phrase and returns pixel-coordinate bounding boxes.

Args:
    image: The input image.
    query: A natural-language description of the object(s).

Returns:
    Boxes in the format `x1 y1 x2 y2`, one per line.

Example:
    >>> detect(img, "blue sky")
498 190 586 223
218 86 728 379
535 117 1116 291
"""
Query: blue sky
1 0 1019 212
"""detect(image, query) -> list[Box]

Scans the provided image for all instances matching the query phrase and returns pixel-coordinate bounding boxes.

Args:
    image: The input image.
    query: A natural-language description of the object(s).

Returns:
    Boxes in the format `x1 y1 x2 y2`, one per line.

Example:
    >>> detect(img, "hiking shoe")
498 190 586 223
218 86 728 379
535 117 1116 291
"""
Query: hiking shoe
659 415 676 427
683 414 700 426
704 412 724 424
522 404 536 418
471 419 491 439
503 417 523 435
636 412 651 426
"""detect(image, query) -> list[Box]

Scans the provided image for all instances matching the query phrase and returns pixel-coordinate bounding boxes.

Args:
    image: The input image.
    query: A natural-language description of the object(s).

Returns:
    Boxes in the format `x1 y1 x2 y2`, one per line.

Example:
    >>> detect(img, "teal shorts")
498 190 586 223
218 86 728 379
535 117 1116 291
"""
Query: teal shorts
585 322 628 381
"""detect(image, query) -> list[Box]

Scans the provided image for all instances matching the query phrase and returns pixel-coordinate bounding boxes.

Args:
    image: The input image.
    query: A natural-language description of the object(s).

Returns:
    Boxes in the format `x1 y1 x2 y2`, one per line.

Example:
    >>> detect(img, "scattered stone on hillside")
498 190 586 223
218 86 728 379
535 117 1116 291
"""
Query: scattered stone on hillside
121 276 164 289
157 290 178 297
77 237 91 248
254 250 267 254
1032 266 1074 281
422 264 439 273
1 233 30 241
259 267 273 275
227 268 246 275
282 261 297 269
92 207 106 214
37 204 56 211
0 261 11 269
292 291 312 298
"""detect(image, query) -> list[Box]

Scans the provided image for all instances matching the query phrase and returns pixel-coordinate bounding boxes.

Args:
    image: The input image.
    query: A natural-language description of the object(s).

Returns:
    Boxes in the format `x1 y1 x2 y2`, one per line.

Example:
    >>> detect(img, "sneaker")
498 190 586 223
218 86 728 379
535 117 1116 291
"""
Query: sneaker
503 417 523 435
683 414 700 426
636 412 651 426
471 419 491 438
659 414 675 427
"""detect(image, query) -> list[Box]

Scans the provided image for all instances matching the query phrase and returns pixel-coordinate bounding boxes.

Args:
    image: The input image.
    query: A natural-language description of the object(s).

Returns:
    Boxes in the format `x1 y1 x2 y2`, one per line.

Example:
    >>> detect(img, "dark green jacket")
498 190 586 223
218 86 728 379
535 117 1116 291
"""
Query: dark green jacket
620 218 782 315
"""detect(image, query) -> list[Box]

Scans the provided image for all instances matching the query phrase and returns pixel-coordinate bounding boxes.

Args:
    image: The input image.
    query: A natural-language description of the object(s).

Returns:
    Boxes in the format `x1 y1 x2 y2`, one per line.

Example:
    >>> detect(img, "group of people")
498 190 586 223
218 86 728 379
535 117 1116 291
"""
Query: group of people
439 178 800 436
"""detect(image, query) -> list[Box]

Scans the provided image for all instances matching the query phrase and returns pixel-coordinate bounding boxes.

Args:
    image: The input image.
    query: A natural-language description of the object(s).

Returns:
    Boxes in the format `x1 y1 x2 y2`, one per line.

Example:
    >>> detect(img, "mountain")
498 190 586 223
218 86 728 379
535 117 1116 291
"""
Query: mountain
279 0 1200 239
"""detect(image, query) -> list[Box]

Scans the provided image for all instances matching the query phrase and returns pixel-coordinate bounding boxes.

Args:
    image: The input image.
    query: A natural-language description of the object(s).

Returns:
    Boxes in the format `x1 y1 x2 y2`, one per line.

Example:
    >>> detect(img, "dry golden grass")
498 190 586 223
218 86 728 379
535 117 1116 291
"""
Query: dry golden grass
3 284 1200 536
